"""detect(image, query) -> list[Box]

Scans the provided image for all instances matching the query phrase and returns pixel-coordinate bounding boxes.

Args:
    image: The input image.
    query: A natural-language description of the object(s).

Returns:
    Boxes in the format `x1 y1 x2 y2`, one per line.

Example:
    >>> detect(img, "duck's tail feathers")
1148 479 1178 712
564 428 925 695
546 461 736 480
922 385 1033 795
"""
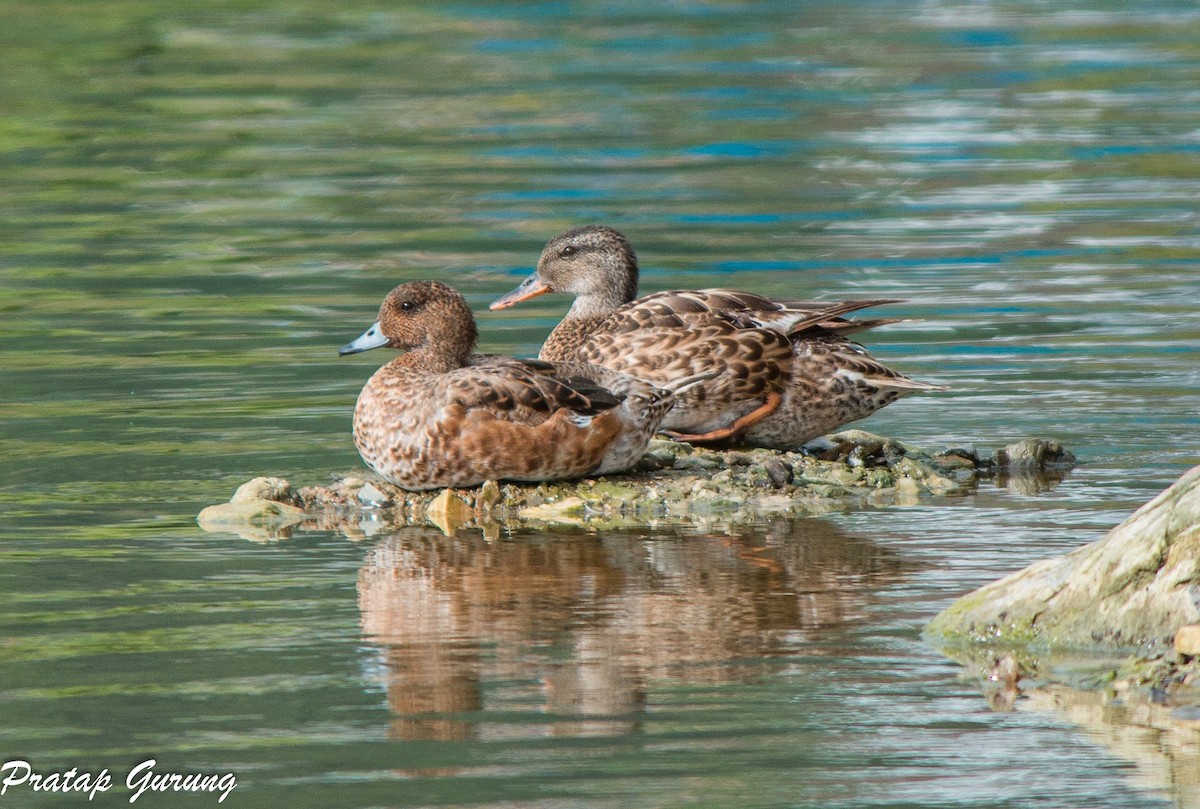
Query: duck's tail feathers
871 375 949 392
783 299 904 336
797 316 908 336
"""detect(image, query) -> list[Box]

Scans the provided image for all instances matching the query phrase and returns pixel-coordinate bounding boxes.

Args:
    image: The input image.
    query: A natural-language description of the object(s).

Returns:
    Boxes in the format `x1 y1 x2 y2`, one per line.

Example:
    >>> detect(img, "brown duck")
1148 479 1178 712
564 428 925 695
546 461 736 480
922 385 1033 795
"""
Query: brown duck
341 280 697 490
490 225 945 449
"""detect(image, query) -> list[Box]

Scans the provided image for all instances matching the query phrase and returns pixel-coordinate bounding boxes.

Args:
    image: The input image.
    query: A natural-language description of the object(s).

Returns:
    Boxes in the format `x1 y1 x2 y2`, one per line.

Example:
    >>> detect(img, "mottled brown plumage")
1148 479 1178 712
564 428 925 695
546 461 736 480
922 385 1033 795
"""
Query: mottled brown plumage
340 281 683 490
490 225 946 449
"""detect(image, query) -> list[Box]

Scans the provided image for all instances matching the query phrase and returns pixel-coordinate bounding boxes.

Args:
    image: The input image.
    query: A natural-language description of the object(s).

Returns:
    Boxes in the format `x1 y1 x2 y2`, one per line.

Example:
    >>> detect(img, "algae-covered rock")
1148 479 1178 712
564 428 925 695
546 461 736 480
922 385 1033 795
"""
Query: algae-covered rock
994 438 1076 471
197 476 306 541
518 496 588 524
928 463 1200 653
230 476 300 506
199 433 1075 538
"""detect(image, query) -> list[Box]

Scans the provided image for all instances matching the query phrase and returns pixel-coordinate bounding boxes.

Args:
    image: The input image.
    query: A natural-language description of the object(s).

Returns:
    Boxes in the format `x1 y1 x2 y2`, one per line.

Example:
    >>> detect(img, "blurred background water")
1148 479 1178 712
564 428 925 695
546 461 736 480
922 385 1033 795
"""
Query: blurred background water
1 1 1198 807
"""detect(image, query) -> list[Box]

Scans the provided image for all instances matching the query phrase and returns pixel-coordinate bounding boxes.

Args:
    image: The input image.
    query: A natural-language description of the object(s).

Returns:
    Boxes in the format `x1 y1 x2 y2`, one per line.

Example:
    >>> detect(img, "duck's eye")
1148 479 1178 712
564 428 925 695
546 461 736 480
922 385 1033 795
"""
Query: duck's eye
559 244 578 258
399 301 415 312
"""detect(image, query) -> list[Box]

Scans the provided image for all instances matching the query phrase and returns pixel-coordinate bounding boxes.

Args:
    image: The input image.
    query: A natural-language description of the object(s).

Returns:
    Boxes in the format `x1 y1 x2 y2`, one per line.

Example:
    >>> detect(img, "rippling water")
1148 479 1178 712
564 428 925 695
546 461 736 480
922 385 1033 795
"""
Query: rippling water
2 1 1198 807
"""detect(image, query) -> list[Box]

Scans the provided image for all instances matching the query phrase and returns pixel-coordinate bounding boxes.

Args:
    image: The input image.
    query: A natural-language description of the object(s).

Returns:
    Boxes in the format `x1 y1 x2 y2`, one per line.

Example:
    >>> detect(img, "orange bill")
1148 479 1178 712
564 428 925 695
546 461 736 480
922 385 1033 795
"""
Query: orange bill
489 273 553 310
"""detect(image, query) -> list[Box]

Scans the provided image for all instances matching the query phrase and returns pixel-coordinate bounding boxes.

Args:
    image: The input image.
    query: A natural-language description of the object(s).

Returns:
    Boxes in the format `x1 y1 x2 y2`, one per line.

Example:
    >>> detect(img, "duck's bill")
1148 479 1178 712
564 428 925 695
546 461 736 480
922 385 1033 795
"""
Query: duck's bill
489 273 552 310
339 320 389 356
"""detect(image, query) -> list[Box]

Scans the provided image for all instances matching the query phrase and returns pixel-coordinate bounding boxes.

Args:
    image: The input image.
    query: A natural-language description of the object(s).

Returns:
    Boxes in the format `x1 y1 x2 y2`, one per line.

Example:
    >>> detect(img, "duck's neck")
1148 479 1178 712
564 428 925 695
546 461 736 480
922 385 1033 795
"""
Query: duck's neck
565 287 626 320
541 261 637 361
392 335 474 375
540 314 606 361
564 251 639 319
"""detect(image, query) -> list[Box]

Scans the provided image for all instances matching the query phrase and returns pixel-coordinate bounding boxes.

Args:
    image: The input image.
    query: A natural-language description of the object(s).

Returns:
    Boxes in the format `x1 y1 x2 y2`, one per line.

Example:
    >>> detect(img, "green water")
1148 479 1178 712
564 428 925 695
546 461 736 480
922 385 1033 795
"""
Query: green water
2 1 1198 807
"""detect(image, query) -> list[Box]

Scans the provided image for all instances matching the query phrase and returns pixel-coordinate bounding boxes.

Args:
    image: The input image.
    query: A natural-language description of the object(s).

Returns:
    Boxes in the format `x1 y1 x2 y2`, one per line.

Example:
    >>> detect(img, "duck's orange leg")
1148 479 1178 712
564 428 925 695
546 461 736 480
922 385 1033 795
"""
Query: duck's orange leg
664 391 782 444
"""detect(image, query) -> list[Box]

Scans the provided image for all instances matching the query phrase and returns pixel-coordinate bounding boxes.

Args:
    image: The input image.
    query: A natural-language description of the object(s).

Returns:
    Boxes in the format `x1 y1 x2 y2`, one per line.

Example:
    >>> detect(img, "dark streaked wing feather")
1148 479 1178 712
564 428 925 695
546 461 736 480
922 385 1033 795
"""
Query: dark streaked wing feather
618 289 901 336
460 356 620 417
575 315 793 405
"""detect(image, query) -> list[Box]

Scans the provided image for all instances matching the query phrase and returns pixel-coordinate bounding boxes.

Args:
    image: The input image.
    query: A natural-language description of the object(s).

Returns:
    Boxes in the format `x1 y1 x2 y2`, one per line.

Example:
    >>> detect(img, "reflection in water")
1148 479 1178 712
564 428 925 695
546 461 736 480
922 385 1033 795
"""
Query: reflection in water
1021 686 1200 809
995 468 1074 496
358 519 916 741
2 0 1197 805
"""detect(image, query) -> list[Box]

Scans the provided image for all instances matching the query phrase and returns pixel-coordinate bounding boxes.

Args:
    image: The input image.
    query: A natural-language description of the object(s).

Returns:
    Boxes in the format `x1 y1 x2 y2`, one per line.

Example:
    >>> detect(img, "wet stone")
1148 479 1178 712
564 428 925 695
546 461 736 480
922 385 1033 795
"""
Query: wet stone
198 432 1071 537
995 438 1077 471
1171 705 1200 722
231 476 299 506
476 479 502 509
1176 625 1200 658
763 458 793 488
357 482 391 507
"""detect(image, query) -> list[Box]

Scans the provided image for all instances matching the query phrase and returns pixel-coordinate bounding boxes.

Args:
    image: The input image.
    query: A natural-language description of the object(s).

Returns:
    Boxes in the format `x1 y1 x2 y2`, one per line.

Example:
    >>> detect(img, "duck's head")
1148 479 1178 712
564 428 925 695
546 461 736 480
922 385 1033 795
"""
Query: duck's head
340 280 477 366
489 225 639 315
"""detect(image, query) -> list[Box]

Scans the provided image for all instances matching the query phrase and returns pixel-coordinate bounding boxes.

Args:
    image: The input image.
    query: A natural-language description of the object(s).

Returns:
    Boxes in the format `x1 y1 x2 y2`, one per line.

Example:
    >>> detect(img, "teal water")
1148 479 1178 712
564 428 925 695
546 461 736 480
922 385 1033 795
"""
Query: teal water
2 1 1198 807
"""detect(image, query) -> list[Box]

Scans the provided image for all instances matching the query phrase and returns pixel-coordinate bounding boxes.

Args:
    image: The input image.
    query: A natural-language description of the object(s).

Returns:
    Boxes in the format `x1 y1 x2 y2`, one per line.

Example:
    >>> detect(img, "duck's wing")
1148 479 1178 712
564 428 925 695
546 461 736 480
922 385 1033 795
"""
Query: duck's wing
634 289 902 335
458 356 622 419
798 334 948 392
573 309 795 404
792 316 907 336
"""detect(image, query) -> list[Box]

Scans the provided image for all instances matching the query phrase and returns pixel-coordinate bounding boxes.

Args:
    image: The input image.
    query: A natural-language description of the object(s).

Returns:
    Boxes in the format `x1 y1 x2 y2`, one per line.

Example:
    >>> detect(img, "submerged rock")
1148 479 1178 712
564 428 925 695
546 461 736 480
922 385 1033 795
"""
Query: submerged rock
198 432 1074 541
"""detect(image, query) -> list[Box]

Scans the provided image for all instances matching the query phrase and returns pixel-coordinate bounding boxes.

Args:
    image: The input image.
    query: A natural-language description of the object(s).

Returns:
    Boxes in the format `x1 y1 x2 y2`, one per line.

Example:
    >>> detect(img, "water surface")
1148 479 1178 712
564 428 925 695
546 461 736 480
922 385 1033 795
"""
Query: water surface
2 1 1198 807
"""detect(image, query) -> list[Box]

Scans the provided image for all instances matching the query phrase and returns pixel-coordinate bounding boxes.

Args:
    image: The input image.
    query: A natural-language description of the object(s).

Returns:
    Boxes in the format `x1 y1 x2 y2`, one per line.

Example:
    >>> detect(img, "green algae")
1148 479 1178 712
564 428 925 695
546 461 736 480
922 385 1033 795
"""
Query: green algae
199 433 1076 540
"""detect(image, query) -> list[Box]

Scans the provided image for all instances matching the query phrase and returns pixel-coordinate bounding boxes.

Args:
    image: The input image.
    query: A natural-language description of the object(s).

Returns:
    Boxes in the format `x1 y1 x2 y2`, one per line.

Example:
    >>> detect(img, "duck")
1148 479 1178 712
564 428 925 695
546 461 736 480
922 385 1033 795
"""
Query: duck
489 225 946 449
339 280 695 491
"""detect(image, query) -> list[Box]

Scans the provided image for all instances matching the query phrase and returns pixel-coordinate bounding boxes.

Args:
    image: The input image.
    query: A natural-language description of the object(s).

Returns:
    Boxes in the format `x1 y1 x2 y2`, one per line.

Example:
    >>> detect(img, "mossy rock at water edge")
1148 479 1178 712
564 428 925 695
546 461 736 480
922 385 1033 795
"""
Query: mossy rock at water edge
198 431 1074 541
927 462 1200 705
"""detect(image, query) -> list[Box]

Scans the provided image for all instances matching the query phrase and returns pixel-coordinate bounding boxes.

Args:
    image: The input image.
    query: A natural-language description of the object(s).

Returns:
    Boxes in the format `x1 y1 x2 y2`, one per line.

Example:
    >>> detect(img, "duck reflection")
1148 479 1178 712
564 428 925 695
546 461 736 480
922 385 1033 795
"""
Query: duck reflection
357 518 917 741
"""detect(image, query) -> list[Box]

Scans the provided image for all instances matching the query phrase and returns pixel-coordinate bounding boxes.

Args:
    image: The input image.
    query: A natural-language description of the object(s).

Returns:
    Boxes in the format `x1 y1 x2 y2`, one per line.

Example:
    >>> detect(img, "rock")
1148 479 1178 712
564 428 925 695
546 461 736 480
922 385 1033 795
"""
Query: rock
476 479 502 509
1176 625 1200 657
893 476 925 504
939 444 979 463
928 463 1200 653
197 478 306 542
846 442 882 468
586 480 640 501
933 449 978 470
230 476 298 506
198 435 1074 537
892 457 935 480
763 458 793 488
725 452 755 467
357 482 391 507
426 489 471 536
827 429 918 457
673 453 723 472
636 440 679 470
519 497 587 523
994 438 1076 471
924 473 963 496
